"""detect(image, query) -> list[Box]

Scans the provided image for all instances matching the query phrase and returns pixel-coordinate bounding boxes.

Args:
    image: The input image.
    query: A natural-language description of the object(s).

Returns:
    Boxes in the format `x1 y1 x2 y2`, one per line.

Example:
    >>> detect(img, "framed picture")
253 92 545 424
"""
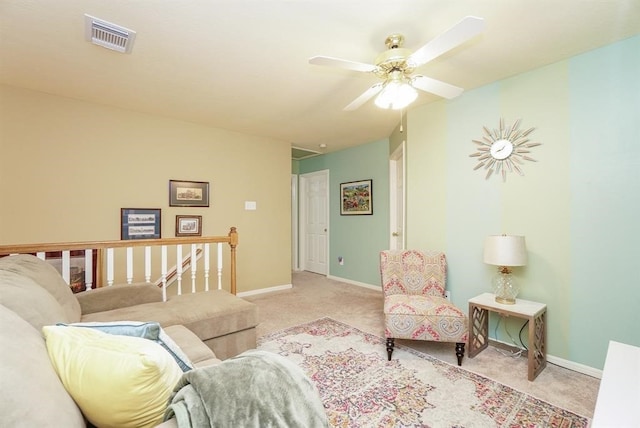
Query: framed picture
340 179 373 215
121 208 161 240
175 215 202 237
169 180 210 207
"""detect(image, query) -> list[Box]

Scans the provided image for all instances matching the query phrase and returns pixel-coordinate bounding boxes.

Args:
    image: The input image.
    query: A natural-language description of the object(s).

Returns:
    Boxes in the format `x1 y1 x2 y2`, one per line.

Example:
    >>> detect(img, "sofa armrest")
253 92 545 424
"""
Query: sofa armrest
76 283 163 315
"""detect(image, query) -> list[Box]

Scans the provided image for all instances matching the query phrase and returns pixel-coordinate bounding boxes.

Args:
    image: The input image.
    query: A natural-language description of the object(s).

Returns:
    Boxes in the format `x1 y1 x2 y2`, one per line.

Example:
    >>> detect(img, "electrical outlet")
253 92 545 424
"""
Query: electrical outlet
444 290 451 300
338 256 344 265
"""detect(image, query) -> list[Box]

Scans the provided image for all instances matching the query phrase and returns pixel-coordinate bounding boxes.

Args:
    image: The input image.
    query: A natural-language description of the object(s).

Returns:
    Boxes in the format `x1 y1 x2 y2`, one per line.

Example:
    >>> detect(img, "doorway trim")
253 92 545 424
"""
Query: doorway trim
291 174 299 271
389 141 406 250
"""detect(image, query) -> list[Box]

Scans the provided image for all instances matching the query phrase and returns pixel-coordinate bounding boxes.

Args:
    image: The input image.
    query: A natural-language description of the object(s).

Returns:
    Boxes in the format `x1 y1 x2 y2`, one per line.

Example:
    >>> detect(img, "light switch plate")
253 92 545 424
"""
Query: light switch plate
244 201 257 210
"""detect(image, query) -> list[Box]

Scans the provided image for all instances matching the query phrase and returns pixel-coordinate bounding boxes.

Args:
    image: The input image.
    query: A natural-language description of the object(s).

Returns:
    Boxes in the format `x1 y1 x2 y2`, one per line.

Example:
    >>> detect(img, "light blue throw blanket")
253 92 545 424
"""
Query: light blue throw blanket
164 350 329 428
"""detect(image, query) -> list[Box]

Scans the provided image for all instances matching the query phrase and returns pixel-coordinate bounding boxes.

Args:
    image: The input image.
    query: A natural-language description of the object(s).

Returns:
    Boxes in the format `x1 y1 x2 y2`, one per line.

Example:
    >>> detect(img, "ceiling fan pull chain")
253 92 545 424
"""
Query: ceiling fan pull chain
400 109 404 133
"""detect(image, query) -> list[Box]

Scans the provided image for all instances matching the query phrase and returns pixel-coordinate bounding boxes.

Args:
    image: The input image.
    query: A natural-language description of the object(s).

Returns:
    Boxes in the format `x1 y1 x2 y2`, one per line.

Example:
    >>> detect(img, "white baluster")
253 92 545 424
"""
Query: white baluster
217 243 223 290
126 247 133 284
204 244 210 291
161 245 167 302
62 250 71 285
85 249 93 290
145 246 151 283
191 244 197 293
107 248 114 286
176 245 183 295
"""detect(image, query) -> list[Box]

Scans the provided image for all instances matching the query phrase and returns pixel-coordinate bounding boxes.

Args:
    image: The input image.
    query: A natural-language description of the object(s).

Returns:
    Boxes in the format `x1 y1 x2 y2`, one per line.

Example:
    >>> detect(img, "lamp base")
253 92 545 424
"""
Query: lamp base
492 266 519 305
494 295 516 305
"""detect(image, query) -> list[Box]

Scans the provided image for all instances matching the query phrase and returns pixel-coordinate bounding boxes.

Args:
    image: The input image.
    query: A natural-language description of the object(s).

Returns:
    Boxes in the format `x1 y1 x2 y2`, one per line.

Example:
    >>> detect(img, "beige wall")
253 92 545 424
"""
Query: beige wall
0 85 292 292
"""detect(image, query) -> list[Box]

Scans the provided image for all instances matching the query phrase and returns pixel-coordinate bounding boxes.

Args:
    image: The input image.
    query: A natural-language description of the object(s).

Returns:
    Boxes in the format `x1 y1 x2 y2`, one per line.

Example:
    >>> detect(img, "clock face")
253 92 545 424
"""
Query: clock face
469 118 542 181
490 139 513 160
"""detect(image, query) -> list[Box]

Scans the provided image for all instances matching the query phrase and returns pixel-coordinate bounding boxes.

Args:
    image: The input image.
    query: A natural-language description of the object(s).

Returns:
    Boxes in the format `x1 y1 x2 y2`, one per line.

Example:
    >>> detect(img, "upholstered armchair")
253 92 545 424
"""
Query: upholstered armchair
380 250 468 365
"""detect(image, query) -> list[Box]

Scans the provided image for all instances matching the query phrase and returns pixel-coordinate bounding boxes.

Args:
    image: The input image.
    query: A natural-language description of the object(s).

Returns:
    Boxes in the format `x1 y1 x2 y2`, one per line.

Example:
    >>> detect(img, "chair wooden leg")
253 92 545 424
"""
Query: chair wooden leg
455 342 465 366
386 338 395 361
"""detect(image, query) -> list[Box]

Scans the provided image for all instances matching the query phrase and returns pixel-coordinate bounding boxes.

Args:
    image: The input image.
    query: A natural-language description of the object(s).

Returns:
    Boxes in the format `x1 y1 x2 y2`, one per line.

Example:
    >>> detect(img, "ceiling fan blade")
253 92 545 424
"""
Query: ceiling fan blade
309 56 378 73
411 75 463 99
409 16 485 67
344 83 384 111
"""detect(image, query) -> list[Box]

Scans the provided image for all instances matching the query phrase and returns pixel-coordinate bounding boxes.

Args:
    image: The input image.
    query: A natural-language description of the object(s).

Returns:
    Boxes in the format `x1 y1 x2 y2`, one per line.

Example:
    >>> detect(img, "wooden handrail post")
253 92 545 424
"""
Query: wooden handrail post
229 227 237 295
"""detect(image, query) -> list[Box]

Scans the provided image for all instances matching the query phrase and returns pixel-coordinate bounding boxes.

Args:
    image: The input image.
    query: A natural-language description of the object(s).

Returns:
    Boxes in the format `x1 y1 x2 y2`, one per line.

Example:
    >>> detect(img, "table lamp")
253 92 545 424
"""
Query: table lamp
483 235 527 304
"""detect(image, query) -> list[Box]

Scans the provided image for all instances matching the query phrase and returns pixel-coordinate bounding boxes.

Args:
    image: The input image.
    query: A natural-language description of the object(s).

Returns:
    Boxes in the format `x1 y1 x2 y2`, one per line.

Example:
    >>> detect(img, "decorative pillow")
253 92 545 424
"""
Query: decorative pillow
42 325 183 428
57 320 193 372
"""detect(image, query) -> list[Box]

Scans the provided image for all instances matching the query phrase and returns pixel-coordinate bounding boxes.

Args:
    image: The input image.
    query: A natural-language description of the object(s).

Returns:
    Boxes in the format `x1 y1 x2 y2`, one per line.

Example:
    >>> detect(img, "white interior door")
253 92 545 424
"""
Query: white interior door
389 142 406 250
291 174 299 271
300 170 329 274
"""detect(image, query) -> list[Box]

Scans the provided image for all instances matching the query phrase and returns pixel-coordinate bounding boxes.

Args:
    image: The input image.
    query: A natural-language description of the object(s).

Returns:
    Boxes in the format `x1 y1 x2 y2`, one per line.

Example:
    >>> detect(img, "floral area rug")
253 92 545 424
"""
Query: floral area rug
257 317 589 428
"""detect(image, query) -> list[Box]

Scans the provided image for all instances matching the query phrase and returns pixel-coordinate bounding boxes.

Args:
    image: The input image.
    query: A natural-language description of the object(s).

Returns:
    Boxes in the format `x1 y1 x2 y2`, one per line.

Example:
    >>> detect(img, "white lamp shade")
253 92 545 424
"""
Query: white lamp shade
483 235 527 266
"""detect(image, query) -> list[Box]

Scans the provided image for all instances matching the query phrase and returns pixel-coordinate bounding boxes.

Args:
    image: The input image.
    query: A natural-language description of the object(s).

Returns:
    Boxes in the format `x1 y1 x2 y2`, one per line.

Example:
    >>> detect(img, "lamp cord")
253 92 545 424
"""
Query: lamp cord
518 320 529 351
494 315 525 358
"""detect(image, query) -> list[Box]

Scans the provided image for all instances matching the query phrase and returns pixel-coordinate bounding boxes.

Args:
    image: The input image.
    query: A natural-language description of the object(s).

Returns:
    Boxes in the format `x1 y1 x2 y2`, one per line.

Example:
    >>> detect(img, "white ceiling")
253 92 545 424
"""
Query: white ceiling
2 1 639 155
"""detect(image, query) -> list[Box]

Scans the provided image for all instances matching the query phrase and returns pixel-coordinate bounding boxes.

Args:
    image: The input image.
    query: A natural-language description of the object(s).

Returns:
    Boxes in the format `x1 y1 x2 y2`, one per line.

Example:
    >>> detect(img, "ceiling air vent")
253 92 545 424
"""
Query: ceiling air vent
84 14 136 54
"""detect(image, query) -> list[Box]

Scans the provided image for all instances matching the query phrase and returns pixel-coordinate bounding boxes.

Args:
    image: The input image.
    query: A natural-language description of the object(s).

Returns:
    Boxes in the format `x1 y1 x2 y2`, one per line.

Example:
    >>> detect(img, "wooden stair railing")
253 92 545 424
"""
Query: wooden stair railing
0 227 238 299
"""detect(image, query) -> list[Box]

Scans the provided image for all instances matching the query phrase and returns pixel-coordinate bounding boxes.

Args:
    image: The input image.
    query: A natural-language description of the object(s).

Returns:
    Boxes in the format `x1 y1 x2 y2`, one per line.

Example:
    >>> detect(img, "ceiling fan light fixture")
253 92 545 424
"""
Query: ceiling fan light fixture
374 80 418 110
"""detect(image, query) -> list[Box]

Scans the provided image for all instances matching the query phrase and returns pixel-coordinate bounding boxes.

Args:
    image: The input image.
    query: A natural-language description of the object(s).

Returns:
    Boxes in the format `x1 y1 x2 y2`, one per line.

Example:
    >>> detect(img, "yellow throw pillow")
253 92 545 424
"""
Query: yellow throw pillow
42 325 183 428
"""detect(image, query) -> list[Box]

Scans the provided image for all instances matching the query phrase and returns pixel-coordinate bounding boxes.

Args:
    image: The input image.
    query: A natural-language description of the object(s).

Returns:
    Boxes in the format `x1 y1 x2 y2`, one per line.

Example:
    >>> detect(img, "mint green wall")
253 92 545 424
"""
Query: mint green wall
568 36 640 367
406 35 639 370
299 139 390 285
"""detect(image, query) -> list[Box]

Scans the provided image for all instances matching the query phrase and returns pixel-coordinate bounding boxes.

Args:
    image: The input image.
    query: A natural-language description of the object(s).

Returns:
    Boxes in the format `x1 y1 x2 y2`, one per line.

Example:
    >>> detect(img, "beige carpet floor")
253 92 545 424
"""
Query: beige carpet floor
244 270 600 419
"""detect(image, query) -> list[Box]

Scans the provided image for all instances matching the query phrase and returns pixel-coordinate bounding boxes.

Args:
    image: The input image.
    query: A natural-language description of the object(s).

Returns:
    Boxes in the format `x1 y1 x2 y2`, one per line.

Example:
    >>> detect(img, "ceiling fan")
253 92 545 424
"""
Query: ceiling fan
309 16 485 111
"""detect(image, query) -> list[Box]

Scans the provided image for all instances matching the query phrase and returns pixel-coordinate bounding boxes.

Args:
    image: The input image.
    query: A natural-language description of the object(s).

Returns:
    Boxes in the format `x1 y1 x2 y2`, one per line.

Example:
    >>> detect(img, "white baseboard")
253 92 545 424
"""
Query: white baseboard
491 338 602 379
547 354 602 379
237 283 292 297
326 275 381 292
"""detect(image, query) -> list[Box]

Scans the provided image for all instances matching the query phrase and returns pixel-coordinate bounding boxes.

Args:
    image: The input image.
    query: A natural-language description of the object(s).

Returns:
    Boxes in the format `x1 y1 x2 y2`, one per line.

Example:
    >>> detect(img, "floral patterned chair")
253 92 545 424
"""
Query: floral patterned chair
380 250 468 365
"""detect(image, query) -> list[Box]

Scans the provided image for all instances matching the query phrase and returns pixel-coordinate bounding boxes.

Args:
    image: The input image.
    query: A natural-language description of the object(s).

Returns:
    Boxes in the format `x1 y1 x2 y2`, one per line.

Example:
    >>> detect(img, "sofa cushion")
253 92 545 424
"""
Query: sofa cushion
0 270 69 329
80 289 258 342
76 283 163 314
0 304 85 427
0 254 81 322
43 325 183 428
163 324 221 368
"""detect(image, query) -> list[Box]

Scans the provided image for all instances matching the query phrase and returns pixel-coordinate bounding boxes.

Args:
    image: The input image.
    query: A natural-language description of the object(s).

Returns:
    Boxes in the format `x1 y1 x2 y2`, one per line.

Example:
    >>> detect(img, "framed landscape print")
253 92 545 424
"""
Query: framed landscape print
169 180 210 207
340 179 373 215
175 215 202 237
121 208 161 240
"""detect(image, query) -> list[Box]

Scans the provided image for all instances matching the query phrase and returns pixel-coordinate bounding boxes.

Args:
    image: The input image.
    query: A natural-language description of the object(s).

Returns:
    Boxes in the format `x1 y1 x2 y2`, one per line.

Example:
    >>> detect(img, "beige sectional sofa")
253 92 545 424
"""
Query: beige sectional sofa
0 254 259 427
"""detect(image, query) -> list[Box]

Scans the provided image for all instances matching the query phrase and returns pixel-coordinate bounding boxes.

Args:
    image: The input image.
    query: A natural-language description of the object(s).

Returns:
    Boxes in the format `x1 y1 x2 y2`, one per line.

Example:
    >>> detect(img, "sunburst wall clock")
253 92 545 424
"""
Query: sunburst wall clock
470 118 542 181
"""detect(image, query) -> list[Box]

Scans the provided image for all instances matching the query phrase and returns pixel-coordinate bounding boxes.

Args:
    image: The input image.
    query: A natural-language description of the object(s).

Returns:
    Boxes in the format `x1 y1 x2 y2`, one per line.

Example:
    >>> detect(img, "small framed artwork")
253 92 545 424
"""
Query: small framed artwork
169 180 210 207
340 179 373 215
175 215 202 237
121 208 161 240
